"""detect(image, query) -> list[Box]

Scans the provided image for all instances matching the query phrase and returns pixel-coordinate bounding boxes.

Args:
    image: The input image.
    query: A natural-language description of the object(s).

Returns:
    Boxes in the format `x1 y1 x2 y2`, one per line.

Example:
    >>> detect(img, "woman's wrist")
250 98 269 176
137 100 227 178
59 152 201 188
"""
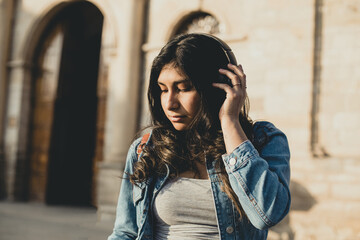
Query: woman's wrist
221 116 248 154
220 115 240 126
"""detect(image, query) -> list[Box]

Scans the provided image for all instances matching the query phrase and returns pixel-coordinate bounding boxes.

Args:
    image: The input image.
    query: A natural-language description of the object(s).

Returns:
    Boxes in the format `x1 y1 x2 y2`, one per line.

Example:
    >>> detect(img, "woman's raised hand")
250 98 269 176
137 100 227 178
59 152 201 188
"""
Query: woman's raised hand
212 64 247 123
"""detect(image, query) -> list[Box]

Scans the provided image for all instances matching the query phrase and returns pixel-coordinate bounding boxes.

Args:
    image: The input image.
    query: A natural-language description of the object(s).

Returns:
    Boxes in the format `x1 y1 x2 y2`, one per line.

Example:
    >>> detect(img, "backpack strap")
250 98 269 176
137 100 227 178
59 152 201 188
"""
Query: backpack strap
136 133 150 156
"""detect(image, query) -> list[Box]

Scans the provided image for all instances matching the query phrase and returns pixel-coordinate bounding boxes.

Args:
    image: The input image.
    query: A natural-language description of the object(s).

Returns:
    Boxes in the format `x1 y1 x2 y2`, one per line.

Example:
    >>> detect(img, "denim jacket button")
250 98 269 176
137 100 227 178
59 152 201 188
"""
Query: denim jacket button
226 226 234 234
229 158 237 166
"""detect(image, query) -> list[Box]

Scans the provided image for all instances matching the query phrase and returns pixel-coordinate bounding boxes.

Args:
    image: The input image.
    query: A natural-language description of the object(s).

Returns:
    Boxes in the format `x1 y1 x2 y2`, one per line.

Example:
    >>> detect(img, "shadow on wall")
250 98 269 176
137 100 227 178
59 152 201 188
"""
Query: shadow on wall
269 180 317 240
290 180 317 211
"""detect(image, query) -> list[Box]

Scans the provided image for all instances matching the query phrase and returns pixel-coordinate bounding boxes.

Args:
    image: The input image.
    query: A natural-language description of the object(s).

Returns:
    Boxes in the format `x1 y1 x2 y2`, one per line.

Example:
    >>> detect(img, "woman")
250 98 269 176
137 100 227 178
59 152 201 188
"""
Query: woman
108 33 291 240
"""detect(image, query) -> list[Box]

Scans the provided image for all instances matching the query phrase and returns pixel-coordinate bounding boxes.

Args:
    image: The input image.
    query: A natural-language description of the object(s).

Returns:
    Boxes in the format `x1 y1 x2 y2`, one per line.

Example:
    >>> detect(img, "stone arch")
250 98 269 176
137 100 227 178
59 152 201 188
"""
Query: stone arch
13 1 110 206
22 1 117 63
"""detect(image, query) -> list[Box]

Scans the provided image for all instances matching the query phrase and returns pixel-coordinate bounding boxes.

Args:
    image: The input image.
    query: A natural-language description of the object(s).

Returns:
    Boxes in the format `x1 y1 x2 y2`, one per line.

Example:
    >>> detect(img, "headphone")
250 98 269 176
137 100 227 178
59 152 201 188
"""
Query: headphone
195 33 238 86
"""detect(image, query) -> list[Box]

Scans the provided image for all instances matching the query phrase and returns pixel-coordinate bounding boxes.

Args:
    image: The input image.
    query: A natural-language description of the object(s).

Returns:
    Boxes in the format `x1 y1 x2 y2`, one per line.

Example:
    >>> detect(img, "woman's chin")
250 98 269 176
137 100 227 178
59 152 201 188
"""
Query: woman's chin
171 122 189 131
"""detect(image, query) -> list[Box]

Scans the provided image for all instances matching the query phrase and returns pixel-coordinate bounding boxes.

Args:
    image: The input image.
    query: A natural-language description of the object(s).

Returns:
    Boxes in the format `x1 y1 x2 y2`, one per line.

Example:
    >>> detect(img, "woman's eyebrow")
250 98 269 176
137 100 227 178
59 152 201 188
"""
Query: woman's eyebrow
157 79 191 85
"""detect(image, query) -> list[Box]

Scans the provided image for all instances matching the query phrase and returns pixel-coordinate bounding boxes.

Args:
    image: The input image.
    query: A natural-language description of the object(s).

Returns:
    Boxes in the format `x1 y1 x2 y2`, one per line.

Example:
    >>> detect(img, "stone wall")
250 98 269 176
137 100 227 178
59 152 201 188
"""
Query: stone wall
286 1 360 238
288 158 360 239
1 0 359 239
319 0 360 157
143 1 360 239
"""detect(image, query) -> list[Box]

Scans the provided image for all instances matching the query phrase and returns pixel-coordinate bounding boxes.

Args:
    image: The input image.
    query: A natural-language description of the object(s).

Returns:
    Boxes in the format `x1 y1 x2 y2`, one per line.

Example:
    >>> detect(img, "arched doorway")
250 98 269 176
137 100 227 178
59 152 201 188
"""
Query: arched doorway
171 12 221 38
28 1 104 206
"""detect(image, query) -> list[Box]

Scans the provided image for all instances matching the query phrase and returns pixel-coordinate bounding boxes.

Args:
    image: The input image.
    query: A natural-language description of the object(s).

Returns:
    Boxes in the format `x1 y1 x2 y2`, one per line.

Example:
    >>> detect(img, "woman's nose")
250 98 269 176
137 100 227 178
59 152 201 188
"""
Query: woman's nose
166 91 179 110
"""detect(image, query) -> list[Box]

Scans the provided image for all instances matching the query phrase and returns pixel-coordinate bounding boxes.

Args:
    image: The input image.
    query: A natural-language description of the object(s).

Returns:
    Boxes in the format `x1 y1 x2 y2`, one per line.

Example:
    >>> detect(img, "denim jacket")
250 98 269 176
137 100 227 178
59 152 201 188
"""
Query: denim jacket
108 121 291 240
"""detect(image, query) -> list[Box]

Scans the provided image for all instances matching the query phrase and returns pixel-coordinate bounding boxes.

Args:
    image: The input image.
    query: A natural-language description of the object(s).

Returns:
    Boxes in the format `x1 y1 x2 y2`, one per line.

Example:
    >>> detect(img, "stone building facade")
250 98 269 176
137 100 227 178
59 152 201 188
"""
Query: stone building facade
0 0 359 239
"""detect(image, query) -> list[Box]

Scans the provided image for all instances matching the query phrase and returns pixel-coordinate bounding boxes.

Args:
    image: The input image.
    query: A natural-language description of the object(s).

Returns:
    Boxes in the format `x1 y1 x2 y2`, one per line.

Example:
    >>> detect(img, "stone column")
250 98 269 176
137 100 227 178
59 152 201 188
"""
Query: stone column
96 0 146 221
0 0 20 200
3 60 33 200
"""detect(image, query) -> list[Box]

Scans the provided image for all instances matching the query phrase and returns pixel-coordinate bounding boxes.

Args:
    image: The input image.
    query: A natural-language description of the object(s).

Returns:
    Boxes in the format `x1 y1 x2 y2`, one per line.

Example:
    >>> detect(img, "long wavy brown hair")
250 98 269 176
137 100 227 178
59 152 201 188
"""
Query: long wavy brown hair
129 33 254 218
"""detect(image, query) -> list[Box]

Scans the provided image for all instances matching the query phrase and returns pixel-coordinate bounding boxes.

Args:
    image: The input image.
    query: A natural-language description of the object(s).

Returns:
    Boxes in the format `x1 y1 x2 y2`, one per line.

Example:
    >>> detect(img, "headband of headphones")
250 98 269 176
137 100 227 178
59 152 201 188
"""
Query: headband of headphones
196 33 238 66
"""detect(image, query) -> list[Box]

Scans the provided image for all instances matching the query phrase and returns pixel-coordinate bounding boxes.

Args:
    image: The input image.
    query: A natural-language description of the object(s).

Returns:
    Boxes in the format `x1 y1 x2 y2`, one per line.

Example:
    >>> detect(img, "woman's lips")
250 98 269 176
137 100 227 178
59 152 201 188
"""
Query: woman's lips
169 115 185 122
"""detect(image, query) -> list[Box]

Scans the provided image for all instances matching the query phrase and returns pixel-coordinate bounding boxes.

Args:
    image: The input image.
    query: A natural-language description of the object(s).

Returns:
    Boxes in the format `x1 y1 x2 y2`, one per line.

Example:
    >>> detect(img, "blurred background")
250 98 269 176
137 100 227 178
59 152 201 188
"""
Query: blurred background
0 0 359 239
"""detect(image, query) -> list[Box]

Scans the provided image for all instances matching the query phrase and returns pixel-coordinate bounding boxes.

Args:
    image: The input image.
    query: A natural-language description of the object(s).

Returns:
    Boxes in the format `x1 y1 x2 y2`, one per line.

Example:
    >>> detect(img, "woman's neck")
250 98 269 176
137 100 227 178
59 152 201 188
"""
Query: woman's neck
178 161 209 179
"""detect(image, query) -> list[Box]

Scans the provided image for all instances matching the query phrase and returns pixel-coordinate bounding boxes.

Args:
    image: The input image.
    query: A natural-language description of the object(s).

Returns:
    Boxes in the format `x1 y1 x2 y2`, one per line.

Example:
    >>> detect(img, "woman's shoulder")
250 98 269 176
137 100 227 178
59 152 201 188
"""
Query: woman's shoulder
253 121 284 134
252 121 288 149
127 132 152 159
129 136 143 152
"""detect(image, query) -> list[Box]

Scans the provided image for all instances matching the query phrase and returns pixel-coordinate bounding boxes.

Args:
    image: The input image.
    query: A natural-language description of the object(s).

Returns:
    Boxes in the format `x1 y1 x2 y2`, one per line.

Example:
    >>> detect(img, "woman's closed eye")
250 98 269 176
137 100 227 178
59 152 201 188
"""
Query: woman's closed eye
177 82 194 92
178 86 192 92
159 85 194 93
